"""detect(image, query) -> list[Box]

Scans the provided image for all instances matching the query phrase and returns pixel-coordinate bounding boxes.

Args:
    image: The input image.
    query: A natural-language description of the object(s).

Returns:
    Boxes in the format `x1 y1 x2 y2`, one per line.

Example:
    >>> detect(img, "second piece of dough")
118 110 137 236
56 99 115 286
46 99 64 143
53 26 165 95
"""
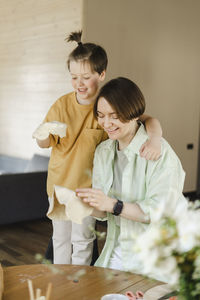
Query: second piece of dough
47 185 93 224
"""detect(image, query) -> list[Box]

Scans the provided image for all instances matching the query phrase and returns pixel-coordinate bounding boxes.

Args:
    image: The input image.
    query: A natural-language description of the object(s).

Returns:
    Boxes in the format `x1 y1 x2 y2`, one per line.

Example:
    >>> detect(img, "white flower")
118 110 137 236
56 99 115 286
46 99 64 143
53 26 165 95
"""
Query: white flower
176 209 200 252
134 191 200 286
154 256 180 285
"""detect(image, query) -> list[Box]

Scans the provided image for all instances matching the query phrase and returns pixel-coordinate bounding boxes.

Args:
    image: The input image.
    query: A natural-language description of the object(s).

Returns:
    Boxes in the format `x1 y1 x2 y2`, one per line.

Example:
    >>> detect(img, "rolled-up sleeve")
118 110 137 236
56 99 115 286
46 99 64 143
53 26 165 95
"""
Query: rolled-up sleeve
138 165 185 220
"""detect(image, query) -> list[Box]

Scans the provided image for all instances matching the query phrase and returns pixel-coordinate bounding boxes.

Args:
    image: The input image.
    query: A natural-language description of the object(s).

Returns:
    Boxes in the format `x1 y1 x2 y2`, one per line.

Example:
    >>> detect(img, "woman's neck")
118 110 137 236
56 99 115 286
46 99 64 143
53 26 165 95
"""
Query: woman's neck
118 122 139 150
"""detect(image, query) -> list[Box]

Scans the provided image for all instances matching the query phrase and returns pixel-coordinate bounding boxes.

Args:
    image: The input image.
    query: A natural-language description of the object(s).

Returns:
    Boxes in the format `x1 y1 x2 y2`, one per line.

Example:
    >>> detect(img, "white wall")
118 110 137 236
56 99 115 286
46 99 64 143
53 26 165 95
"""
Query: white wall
83 0 200 192
0 0 83 158
0 0 199 192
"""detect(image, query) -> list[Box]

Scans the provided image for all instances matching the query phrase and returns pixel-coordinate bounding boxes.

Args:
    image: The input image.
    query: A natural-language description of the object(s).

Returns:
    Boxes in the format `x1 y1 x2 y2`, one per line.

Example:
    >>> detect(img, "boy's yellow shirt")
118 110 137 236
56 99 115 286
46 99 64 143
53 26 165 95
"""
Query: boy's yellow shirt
44 92 107 197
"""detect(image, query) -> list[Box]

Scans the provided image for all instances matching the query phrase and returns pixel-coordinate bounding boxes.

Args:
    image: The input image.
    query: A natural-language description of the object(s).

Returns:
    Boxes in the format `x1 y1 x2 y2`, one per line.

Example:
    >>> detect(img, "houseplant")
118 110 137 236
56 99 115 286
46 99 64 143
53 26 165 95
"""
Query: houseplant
135 189 200 299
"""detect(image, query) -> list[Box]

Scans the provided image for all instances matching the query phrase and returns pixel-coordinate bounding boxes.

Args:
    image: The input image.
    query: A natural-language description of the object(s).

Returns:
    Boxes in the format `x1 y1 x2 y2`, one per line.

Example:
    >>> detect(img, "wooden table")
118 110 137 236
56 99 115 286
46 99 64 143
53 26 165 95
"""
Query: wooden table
2 264 161 300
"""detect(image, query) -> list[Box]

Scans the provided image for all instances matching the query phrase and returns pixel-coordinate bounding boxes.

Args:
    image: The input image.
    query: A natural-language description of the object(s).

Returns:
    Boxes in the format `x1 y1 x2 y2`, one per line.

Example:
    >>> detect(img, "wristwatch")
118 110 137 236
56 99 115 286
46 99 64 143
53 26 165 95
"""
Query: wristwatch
112 199 124 216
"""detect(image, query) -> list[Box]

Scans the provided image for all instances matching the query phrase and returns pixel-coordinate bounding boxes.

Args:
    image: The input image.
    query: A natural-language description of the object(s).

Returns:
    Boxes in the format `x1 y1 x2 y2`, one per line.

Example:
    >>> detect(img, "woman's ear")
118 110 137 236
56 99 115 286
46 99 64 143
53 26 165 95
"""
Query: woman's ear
99 70 106 81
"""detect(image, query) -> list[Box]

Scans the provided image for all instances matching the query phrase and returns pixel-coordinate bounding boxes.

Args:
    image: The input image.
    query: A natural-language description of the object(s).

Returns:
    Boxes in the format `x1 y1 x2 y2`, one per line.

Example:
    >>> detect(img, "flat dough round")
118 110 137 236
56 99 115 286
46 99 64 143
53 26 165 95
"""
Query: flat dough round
67 194 93 224
47 185 93 224
33 121 67 140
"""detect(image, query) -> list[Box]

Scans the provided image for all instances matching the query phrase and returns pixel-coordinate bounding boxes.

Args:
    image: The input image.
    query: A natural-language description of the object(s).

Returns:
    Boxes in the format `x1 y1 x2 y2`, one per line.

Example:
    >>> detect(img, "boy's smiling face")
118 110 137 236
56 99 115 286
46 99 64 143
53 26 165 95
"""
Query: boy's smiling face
70 60 105 105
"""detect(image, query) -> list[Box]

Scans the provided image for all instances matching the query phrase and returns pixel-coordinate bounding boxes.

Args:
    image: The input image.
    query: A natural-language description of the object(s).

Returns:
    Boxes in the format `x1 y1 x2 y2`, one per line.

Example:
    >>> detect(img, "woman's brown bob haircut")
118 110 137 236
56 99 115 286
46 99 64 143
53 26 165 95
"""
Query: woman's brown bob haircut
66 31 108 75
94 77 146 122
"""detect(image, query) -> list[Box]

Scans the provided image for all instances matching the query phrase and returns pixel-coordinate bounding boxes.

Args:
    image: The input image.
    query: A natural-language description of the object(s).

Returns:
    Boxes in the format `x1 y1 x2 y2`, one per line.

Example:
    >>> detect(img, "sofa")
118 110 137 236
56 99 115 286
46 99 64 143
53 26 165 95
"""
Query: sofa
0 154 49 225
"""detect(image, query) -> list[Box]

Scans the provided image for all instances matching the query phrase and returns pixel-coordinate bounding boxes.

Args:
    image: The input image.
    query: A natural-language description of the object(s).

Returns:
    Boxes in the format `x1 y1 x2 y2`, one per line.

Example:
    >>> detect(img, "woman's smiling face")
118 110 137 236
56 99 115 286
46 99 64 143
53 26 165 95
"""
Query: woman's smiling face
97 97 138 150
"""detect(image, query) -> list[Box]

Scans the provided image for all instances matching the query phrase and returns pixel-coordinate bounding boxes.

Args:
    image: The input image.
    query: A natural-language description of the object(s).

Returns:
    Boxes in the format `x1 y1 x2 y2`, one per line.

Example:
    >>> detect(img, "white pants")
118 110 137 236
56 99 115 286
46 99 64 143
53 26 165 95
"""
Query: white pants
52 216 96 265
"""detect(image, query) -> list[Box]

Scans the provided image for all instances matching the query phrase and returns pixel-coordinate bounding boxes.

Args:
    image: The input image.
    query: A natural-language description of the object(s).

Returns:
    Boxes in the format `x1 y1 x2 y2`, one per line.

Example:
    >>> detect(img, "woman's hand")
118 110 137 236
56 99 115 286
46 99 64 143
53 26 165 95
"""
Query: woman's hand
139 136 161 161
139 114 162 161
76 188 149 223
76 188 116 213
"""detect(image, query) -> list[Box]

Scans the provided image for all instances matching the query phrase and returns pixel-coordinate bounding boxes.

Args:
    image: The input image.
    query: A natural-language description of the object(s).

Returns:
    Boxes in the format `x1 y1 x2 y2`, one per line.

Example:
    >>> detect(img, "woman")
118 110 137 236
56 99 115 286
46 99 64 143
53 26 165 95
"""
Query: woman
76 77 185 281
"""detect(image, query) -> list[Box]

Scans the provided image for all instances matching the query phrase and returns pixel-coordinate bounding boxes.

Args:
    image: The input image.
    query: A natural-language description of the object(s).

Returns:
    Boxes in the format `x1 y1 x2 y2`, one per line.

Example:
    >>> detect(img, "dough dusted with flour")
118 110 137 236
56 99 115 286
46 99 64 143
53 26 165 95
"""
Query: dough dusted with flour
32 121 67 140
47 185 93 224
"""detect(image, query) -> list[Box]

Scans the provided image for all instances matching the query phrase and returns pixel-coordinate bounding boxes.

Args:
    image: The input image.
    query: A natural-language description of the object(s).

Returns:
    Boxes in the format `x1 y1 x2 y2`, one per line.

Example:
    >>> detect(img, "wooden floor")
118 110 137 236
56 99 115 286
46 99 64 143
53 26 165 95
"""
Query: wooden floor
0 195 198 268
0 218 52 267
0 218 106 268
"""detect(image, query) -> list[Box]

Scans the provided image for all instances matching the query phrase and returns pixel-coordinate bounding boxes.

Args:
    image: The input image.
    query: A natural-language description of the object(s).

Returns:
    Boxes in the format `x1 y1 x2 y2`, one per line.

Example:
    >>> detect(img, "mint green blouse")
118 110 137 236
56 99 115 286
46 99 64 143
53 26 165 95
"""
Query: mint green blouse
92 124 185 281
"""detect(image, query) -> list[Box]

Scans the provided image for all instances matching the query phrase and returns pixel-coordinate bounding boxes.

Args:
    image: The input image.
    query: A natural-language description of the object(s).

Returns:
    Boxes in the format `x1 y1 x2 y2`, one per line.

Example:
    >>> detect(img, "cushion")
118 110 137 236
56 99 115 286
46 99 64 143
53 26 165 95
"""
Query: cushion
24 154 49 172
0 155 29 173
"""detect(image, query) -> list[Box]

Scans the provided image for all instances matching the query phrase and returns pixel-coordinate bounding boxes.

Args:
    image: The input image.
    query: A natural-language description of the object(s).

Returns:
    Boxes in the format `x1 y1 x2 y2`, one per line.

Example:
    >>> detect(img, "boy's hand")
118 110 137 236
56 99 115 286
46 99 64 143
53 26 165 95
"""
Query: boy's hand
76 188 116 213
139 137 161 161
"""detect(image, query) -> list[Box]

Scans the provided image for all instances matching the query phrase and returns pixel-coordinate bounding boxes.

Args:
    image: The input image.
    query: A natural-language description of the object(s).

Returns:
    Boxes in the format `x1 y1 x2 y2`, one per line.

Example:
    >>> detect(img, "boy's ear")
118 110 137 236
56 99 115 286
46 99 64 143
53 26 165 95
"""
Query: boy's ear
99 70 106 81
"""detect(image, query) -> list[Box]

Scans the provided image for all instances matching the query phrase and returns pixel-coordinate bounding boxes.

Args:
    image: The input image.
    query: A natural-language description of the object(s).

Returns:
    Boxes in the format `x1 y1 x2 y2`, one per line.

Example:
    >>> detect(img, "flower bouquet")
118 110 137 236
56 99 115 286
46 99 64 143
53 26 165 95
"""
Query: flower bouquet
135 189 200 300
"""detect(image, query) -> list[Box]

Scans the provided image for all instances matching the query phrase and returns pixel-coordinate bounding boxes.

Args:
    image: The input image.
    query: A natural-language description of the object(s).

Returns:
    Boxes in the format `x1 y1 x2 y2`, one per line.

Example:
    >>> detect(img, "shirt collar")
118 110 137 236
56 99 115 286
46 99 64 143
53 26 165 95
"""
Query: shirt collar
101 123 148 157
123 123 148 157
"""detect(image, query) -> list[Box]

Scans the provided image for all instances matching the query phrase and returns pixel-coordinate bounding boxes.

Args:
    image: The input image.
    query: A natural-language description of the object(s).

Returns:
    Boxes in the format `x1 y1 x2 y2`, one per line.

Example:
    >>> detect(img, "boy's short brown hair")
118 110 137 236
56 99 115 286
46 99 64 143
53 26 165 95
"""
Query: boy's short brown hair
66 31 108 74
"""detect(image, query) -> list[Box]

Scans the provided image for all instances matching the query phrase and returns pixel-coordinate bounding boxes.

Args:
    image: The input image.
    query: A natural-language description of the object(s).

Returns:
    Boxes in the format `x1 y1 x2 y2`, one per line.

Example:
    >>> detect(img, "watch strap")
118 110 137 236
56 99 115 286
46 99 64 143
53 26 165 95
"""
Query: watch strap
112 199 124 216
